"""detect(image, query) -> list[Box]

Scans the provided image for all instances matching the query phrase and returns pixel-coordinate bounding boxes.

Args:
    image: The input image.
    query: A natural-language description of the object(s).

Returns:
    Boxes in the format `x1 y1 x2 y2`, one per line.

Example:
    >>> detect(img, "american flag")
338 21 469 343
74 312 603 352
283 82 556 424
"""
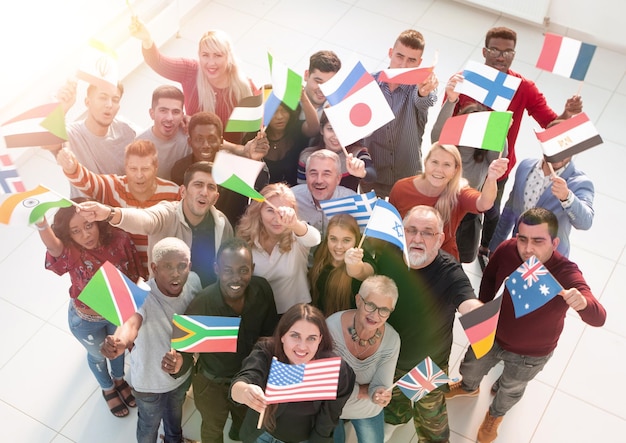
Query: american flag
264 356 341 404
319 191 378 230
0 154 26 194
396 357 451 402
505 255 564 318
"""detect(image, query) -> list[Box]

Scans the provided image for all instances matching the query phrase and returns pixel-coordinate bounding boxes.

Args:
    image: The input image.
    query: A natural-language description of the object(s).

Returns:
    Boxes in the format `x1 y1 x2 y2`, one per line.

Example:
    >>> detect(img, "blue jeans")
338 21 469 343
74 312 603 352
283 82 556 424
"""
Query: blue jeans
334 410 384 443
67 302 124 390
134 375 192 443
459 342 552 417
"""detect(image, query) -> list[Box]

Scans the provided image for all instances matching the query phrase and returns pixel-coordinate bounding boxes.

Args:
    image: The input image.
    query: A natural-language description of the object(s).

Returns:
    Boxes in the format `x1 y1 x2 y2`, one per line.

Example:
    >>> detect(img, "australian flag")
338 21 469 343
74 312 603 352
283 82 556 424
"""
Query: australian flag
396 357 451 402
505 255 564 318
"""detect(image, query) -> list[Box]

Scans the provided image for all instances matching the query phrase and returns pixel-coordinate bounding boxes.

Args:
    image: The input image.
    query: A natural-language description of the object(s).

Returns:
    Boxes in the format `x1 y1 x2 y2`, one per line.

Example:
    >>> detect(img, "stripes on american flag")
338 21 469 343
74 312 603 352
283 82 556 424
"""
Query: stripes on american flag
265 356 341 404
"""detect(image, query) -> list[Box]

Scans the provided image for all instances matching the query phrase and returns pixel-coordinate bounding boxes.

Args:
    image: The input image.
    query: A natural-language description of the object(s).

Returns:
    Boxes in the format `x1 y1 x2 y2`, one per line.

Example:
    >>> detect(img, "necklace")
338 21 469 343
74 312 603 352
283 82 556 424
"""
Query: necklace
347 315 381 347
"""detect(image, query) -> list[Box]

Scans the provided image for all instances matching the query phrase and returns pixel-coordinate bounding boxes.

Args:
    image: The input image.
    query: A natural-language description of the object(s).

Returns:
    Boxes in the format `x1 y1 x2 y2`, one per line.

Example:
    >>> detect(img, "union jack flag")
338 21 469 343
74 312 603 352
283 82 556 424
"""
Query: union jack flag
396 357 451 402
0 154 26 194
505 255 564 318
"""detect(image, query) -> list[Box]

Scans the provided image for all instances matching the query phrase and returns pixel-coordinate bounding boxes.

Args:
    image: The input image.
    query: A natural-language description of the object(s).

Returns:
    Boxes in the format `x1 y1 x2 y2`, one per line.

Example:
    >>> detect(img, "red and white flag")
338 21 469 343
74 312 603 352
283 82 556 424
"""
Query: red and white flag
534 112 602 162
378 67 434 85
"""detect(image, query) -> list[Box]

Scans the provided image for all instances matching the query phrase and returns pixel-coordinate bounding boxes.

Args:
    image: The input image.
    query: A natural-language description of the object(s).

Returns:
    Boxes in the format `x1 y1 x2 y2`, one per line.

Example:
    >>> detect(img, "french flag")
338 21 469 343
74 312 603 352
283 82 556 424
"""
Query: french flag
536 33 596 81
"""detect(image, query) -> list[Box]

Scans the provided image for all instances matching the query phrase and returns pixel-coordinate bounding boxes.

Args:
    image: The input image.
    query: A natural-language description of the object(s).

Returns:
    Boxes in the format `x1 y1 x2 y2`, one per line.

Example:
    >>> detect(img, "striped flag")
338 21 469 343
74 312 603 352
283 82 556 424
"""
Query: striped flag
536 33 596 81
0 154 26 194
459 296 502 359
264 53 302 126
396 357 452 402
455 60 521 112
265 356 341 404
0 185 72 225
1 103 68 148
77 261 149 326
534 112 602 163
212 151 265 202
225 93 264 132
319 191 377 230
378 66 434 85
438 111 512 152
363 200 409 266
171 314 240 353
76 39 119 90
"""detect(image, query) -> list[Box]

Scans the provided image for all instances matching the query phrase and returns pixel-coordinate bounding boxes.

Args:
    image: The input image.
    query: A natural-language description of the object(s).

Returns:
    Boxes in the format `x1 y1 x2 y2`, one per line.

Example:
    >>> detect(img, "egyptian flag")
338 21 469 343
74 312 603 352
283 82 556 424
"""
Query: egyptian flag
171 315 240 353
459 296 503 359
77 261 149 326
1 103 67 148
535 112 603 163
536 33 596 81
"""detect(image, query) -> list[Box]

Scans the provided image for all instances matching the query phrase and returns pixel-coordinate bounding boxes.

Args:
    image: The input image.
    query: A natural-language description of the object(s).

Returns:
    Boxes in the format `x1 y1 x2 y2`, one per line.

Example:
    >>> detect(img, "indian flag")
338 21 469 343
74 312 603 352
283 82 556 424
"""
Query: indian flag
76 38 119 90
264 52 302 126
438 111 512 152
171 314 240 353
225 93 263 132
77 261 149 326
0 185 72 225
536 33 596 81
1 103 67 148
535 112 603 163
212 151 265 201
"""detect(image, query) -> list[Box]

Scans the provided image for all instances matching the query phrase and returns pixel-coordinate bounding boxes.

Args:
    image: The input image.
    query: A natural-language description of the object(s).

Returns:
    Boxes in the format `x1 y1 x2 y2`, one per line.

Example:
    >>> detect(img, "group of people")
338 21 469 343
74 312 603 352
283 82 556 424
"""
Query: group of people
34 15 607 443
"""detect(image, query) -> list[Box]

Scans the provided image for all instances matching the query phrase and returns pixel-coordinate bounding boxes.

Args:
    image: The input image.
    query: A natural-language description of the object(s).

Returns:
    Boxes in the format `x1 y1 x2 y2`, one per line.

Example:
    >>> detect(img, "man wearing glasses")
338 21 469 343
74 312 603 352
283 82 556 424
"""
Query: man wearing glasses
444 27 583 269
372 205 482 442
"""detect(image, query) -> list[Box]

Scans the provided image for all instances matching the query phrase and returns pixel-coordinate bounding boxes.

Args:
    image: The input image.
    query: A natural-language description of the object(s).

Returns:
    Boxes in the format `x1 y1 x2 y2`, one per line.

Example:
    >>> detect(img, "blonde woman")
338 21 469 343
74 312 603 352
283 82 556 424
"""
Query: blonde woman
389 143 508 260
236 183 321 314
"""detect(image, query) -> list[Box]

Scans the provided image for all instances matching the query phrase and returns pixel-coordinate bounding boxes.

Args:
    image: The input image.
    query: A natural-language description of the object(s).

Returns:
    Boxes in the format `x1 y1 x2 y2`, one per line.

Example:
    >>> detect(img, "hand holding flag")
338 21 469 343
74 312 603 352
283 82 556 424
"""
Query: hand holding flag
360 199 409 265
0 185 73 226
392 357 452 402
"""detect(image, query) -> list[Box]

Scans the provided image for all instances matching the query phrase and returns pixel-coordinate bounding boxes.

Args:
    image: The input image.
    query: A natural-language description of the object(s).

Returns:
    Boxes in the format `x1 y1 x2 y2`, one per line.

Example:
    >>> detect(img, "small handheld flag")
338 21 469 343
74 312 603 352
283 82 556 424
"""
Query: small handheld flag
264 53 302 126
318 191 378 230
225 93 264 133
455 60 521 112
438 111 511 152
362 199 409 265
0 154 26 195
76 39 119 90
171 314 240 353
505 255 563 318
77 261 149 326
378 67 434 85
395 357 452 402
536 33 596 81
264 356 341 404
0 185 72 225
534 112 602 163
459 296 503 359
1 103 68 148
212 151 265 201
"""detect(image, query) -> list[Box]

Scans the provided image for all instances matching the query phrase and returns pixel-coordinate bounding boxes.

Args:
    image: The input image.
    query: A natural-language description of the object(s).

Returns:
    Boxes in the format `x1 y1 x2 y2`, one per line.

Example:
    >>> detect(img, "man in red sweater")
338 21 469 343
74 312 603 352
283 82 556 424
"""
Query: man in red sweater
445 207 606 443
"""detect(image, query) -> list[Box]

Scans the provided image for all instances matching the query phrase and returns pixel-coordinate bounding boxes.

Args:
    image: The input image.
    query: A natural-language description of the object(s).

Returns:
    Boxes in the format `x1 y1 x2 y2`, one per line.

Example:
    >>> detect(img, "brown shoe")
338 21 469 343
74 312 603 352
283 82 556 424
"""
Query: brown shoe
476 411 503 443
445 379 479 399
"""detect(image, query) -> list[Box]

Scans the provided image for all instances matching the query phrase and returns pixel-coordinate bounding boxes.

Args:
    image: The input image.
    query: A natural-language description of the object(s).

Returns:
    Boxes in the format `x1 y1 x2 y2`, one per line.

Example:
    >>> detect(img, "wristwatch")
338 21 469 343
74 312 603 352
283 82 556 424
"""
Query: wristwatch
104 206 116 223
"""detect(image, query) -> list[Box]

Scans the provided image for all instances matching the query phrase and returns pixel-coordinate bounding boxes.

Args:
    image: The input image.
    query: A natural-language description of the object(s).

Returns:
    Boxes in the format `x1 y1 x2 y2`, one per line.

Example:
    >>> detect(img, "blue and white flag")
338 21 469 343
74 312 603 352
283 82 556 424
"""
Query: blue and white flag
363 200 409 265
455 60 521 112
318 191 377 230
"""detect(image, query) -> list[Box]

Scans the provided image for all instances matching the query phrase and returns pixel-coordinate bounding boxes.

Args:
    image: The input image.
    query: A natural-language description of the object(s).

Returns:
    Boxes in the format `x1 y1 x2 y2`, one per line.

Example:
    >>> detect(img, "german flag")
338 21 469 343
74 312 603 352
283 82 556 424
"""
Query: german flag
459 296 502 359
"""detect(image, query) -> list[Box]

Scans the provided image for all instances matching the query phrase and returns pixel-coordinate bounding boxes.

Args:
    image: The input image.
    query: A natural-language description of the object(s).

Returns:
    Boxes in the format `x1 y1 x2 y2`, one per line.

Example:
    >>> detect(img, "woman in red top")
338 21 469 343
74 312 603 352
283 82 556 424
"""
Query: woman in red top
36 199 143 417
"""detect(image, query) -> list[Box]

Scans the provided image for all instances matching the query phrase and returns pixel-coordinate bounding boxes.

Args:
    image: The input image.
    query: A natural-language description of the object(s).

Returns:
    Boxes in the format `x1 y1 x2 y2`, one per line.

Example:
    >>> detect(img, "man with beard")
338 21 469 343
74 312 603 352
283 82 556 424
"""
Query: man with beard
373 205 481 442
78 161 233 286
171 237 279 442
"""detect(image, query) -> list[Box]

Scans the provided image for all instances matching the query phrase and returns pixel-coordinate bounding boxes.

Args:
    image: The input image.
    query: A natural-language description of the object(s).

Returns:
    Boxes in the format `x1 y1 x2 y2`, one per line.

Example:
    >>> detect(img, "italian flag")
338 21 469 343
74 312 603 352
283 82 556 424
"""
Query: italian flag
438 111 512 152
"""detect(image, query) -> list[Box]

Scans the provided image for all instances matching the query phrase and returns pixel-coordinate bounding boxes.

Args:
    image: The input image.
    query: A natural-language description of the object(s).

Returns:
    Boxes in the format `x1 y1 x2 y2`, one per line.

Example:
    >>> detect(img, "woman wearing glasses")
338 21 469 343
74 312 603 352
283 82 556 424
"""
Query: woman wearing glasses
388 142 508 261
326 275 400 443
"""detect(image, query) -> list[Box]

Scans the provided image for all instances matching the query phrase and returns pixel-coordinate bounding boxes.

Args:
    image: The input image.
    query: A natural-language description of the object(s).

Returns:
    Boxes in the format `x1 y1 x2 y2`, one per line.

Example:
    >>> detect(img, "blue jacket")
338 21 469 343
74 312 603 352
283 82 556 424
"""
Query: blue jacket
490 158 594 257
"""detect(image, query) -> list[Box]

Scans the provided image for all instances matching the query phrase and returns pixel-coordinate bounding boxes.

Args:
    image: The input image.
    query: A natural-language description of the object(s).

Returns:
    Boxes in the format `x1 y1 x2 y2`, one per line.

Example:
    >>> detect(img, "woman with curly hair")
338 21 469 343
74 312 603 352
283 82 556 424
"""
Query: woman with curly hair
35 198 143 418
236 183 320 314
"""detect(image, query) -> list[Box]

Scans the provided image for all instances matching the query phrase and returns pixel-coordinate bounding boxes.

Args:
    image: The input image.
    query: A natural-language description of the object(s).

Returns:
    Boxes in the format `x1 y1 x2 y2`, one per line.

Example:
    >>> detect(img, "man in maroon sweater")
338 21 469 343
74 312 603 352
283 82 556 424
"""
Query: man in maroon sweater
446 207 606 443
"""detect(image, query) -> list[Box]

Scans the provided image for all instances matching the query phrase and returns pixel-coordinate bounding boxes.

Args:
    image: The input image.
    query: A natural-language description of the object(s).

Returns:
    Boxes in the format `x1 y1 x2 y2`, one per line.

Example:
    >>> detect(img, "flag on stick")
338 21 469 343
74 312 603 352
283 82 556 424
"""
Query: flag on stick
455 61 521 111
264 53 302 126
225 93 264 132
362 199 409 265
536 33 596 81
396 357 452 402
438 111 512 152
459 296 503 358
264 356 341 404
0 154 26 194
378 67 434 85
0 185 72 225
171 314 240 353
1 103 68 148
319 191 378 230
76 39 119 90
212 151 265 201
505 255 563 318
77 261 149 326
534 112 602 163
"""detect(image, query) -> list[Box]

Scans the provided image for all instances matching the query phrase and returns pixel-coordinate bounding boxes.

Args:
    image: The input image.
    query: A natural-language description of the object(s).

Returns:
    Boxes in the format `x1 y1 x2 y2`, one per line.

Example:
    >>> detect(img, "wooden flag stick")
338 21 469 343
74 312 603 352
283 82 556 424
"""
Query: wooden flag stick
257 409 265 429
547 161 556 178
357 233 367 249
576 81 583 97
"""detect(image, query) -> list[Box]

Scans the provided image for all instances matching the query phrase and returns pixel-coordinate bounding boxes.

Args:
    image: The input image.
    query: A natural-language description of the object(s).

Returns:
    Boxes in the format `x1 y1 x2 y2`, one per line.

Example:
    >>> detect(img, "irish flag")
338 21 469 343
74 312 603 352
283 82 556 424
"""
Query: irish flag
535 112 602 162
459 296 502 359
264 53 302 126
0 185 72 225
1 103 68 148
378 66 434 85
212 151 265 201
438 111 512 152
225 93 264 132
536 33 596 81
171 314 240 353
77 261 149 326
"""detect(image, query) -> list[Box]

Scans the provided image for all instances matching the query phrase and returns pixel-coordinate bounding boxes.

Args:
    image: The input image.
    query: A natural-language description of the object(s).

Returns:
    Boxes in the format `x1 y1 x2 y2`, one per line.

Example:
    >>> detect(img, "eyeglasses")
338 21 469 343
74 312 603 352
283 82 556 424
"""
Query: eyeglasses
358 294 393 318
484 47 516 59
404 227 439 239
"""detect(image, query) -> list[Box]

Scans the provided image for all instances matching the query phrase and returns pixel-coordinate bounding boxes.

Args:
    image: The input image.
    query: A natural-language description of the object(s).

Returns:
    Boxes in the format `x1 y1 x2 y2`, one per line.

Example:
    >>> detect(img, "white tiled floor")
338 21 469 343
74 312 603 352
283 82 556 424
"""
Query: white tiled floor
2 1 625 442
